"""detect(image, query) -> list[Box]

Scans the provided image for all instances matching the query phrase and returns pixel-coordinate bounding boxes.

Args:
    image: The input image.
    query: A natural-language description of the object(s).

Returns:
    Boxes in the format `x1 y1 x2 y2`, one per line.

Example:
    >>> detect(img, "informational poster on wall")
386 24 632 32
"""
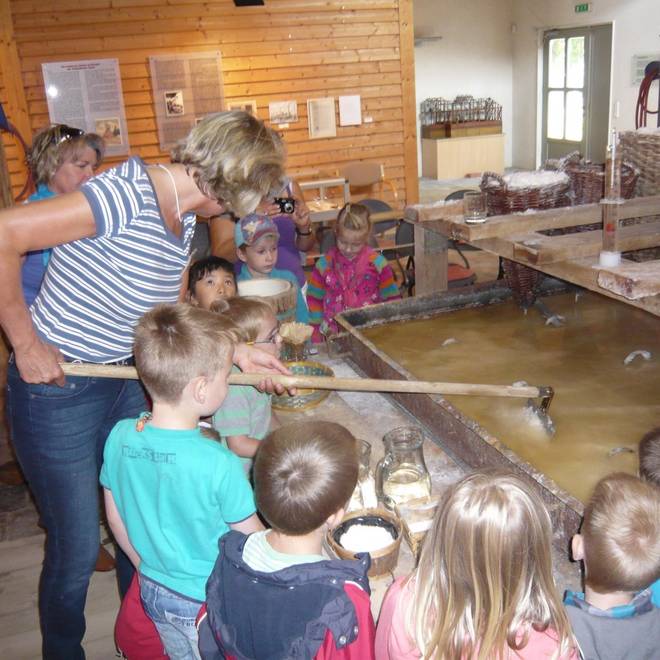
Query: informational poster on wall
307 97 336 139
149 52 224 151
42 59 129 156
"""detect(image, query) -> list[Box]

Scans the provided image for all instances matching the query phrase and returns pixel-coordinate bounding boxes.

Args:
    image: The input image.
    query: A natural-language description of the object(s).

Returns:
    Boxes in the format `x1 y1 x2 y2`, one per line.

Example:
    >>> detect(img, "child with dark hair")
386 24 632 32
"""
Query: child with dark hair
187 255 237 309
198 421 376 659
564 472 660 659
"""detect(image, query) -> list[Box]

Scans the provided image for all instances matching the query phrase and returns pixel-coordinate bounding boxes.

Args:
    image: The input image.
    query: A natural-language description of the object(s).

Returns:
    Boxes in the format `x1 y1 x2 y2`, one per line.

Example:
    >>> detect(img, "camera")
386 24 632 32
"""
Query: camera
274 197 295 215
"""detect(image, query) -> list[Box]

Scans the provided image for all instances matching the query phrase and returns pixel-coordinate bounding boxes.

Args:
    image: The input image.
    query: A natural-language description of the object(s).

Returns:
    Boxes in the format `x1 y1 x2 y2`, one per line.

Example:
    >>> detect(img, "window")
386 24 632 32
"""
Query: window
547 36 585 142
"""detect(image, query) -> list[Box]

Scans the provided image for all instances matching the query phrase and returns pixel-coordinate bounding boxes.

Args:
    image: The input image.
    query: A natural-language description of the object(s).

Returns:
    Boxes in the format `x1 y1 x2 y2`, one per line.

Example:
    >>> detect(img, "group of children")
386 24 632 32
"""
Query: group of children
187 202 401 339
99 203 659 660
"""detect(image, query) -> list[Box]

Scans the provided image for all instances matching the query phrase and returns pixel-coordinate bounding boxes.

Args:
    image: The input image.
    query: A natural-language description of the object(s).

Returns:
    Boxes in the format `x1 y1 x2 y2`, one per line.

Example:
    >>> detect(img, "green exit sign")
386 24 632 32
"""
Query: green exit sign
575 2 591 12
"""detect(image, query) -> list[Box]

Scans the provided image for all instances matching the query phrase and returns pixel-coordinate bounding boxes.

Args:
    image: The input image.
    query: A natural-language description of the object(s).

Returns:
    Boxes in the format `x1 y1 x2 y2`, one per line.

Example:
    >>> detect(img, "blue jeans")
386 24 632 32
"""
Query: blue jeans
6 362 147 660
140 576 203 660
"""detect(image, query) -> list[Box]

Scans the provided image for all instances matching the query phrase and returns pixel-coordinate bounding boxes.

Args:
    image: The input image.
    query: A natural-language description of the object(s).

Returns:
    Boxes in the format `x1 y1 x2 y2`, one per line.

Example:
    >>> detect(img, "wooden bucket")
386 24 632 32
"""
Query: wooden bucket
236 278 296 322
326 507 402 578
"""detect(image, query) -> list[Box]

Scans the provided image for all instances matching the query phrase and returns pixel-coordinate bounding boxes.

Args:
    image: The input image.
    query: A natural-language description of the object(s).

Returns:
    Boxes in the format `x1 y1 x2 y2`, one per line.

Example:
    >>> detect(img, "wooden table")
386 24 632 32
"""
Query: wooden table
404 195 660 316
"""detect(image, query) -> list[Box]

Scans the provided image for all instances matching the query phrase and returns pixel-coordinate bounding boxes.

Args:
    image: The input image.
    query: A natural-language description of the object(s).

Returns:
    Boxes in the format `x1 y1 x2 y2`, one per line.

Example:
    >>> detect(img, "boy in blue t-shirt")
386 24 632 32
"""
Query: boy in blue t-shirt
101 303 261 659
235 213 309 323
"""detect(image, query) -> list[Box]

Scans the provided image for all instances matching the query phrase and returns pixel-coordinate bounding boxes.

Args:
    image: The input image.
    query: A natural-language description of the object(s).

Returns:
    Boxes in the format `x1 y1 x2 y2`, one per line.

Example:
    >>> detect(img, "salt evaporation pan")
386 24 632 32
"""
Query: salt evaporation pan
339 523 395 553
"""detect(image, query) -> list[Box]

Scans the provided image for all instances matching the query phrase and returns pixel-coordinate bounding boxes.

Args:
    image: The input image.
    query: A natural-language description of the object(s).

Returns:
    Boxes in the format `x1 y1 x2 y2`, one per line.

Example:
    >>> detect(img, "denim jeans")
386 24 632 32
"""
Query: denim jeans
140 576 203 660
6 362 147 660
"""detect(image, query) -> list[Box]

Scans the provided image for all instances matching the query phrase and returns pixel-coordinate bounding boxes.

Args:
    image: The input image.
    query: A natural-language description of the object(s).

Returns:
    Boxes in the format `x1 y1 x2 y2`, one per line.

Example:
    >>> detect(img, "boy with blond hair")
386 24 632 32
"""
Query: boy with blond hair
639 427 660 607
564 472 660 659
198 421 376 659
639 427 660 488
101 304 262 660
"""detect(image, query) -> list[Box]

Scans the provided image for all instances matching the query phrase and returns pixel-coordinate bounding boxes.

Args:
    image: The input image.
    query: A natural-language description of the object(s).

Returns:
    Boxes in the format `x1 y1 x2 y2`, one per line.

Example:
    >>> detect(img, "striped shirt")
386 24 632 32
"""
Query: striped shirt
212 365 272 472
31 157 196 362
242 530 325 573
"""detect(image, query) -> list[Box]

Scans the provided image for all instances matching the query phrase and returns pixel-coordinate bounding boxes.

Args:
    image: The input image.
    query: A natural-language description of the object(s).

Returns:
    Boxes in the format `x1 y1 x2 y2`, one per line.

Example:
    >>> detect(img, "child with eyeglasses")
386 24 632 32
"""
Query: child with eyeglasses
210 297 282 473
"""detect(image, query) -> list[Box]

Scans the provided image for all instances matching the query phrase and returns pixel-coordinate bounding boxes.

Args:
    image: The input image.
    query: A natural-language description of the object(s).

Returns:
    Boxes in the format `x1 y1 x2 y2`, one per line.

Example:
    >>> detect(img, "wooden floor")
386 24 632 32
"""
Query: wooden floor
0 533 120 659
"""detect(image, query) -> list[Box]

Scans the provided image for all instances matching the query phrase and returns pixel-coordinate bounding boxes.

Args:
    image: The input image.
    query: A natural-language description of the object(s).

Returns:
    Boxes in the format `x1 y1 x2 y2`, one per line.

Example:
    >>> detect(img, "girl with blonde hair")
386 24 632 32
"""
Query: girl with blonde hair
307 202 400 342
376 470 577 660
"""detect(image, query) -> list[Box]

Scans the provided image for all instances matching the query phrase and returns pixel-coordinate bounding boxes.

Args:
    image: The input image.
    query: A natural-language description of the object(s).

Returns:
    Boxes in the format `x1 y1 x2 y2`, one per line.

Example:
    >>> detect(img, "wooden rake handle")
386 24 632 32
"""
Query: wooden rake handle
59 362 549 400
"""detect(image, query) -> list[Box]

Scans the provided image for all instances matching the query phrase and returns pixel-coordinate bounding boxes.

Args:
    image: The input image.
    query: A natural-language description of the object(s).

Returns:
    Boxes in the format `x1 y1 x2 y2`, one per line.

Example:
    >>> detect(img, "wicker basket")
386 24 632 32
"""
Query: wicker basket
480 171 571 308
480 171 571 215
326 508 402 578
620 130 660 196
271 360 333 411
554 151 639 204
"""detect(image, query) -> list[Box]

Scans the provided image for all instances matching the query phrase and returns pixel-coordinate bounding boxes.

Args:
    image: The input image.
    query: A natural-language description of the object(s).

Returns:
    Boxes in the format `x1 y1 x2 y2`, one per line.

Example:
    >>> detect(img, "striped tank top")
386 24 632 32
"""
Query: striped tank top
30 157 196 362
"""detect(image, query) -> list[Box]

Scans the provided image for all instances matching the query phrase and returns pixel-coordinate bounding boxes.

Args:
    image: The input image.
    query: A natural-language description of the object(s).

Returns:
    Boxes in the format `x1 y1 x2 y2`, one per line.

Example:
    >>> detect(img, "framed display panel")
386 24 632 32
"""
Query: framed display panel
42 59 129 156
149 52 224 151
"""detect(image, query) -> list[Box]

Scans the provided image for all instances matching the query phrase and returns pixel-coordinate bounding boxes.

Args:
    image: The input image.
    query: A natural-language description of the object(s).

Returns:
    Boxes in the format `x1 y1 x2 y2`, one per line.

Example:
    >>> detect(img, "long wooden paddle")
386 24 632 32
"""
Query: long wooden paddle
58 362 555 434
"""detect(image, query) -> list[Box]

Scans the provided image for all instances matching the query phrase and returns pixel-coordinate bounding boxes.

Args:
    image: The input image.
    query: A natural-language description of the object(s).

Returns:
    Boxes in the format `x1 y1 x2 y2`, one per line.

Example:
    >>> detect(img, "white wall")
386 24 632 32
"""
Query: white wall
414 0 514 170
512 0 660 168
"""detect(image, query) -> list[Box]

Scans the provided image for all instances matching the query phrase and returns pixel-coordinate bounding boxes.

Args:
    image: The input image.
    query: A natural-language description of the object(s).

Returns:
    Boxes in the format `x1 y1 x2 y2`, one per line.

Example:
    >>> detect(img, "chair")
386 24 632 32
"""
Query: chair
339 161 398 204
338 161 400 235
381 221 416 296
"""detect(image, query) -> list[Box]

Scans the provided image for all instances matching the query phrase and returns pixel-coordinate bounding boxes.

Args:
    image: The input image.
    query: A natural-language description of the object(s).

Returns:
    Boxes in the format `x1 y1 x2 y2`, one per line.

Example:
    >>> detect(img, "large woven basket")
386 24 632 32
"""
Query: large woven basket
480 171 571 215
480 171 571 308
620 130 660 196
552 151 638 204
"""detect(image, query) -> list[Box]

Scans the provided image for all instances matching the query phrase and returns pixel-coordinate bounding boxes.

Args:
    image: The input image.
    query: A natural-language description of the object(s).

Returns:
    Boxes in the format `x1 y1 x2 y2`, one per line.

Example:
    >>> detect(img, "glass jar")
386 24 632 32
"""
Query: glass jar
376 426 431 509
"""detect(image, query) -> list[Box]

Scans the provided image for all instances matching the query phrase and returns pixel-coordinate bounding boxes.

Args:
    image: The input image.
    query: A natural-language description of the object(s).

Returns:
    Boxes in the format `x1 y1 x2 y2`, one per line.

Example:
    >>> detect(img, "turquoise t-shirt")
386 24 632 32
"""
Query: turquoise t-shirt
236 266 309 323
100 416 255 601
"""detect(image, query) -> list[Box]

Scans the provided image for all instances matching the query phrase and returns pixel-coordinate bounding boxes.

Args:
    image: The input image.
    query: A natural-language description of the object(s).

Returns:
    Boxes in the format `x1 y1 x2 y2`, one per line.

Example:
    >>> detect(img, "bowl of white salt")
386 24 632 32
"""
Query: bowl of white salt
326 508 402 577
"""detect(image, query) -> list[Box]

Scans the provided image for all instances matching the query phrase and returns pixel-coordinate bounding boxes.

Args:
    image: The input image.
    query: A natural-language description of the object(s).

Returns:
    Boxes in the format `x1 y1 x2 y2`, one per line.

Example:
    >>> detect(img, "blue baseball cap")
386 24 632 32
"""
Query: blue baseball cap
234 213 280 248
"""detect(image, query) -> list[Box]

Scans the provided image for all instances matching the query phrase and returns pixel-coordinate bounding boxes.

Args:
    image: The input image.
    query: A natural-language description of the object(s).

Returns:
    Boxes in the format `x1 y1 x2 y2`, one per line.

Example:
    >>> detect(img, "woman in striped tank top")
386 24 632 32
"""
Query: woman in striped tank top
0 111 287 660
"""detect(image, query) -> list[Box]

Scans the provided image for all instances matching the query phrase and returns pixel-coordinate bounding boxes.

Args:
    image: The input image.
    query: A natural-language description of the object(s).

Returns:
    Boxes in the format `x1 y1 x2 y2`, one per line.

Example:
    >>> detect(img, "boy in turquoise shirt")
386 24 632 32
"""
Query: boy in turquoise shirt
101 304 261 659
235 213 309 323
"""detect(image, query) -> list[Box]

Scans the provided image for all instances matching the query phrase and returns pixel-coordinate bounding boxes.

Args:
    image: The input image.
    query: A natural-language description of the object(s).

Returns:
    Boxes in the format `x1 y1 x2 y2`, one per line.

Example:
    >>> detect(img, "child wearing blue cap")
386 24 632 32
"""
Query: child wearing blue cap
235 213 309 323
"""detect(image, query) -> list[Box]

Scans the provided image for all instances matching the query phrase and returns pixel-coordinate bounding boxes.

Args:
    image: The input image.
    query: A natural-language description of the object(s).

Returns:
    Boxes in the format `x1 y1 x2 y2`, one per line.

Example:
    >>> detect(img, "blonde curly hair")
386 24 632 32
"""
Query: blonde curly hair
171 111 286 217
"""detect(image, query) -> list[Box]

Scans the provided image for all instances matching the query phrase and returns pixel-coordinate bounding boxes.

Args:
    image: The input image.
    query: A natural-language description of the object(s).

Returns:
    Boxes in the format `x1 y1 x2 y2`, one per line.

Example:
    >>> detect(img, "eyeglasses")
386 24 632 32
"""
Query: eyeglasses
247 323 281 345
51 125 84 146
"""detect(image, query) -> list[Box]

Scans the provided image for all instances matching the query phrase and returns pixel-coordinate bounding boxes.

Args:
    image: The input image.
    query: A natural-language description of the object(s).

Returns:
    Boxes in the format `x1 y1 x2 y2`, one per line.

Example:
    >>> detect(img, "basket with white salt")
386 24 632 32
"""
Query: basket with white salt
279 322 313 362
326 508 402 577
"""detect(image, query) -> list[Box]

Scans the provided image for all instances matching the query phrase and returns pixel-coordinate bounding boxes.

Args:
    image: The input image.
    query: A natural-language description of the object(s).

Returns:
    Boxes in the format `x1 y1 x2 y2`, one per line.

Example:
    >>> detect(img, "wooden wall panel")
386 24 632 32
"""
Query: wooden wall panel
1 0 418 205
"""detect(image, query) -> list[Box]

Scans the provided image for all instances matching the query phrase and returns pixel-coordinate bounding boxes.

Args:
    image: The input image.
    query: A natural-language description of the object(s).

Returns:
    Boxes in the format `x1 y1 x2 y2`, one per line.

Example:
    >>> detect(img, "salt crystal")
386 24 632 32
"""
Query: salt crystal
339 523 395 553
493 170 569 190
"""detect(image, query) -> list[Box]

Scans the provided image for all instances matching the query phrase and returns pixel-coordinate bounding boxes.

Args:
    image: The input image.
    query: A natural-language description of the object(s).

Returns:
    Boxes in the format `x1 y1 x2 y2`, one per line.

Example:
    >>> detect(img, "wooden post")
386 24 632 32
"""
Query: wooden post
413 223 448 294
399 0 419 205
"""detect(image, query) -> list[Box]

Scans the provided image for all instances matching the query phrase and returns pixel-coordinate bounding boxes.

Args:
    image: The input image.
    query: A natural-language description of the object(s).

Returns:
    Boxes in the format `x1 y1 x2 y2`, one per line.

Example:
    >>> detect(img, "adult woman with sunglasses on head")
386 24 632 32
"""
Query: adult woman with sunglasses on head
0 111 287 660
22 125 105 308
15 125 118 572
2 125 105 486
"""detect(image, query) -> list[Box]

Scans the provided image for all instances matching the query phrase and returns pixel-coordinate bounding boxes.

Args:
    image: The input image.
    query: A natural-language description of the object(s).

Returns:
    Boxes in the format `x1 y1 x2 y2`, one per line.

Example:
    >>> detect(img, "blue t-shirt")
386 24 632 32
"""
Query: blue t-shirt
651 578 660 607
100 417 256 601
236 266 309 323
22 184 55 307
31 157 196 362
